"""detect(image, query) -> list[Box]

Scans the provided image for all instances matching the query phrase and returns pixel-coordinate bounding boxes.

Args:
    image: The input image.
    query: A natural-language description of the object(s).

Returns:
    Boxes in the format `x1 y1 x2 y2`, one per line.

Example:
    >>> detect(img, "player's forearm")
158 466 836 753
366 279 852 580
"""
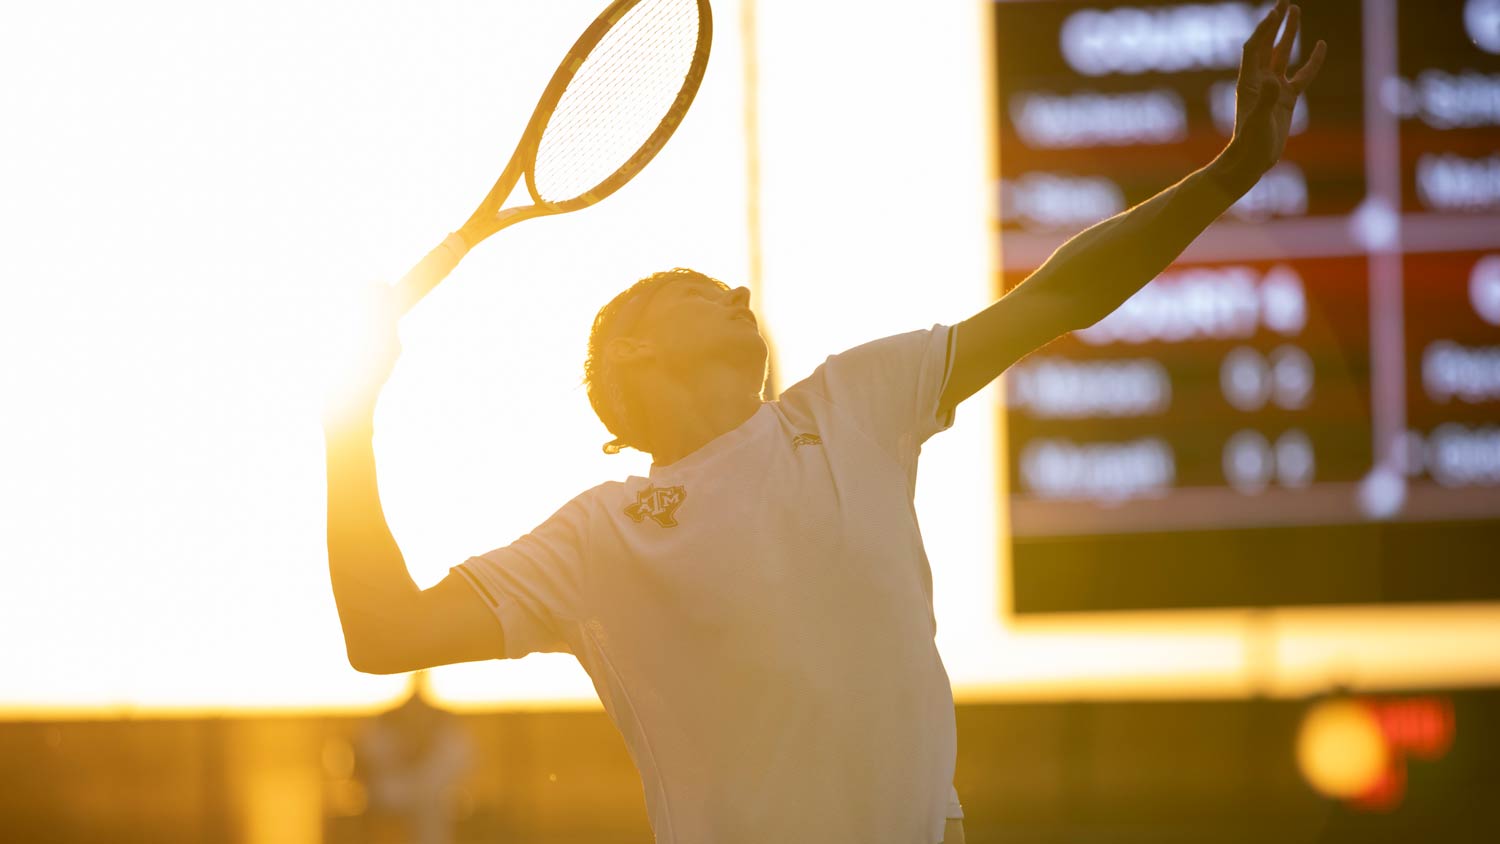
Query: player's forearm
324 419 421 669
1020 150 1251 333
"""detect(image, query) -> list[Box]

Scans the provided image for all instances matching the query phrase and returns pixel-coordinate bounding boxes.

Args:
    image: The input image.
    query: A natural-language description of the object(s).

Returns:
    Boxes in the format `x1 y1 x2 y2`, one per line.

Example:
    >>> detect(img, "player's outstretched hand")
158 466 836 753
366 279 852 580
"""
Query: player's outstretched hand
1219 0 1327 191
322 281 403 431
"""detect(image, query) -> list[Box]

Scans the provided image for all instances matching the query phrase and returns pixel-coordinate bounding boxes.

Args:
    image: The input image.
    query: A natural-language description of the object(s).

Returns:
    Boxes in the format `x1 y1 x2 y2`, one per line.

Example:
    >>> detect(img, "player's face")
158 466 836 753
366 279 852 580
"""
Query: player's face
635 279 767 380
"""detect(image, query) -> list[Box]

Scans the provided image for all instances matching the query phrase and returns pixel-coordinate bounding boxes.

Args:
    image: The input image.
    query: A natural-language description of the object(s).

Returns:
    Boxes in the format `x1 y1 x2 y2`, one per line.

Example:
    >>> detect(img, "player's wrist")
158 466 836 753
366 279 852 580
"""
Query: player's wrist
1204 144 1263 201
448 228 477 254
322 398 379 438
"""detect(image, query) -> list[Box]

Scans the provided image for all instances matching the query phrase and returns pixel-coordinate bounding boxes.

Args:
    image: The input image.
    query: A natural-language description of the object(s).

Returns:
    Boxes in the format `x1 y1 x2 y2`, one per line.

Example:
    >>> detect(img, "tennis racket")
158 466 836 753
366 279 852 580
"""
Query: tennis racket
393 0 713 314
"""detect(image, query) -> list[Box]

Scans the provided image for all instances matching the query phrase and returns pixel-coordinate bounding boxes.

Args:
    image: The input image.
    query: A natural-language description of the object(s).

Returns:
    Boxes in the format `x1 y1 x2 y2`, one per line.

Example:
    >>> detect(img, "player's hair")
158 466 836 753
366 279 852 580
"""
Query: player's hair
584 268 731 455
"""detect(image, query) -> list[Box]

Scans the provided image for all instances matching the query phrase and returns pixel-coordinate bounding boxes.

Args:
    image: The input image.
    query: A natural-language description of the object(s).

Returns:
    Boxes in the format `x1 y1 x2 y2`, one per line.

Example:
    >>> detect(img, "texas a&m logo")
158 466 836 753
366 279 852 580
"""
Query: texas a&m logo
624 484 687 528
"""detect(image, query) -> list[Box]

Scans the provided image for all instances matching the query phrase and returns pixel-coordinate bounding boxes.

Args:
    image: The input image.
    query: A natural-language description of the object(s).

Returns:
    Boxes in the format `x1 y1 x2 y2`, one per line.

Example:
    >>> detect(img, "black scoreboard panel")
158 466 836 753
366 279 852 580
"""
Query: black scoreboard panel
996 0 1500 613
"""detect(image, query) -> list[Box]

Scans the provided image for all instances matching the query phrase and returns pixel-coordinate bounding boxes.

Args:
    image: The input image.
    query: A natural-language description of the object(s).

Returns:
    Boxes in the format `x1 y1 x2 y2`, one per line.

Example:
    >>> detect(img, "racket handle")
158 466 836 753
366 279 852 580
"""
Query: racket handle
394 232 471 314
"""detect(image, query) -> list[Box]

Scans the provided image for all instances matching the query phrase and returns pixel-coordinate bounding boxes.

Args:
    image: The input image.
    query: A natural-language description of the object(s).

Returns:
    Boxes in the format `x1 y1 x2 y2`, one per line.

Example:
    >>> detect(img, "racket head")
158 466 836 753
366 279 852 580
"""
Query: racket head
515 0 712 214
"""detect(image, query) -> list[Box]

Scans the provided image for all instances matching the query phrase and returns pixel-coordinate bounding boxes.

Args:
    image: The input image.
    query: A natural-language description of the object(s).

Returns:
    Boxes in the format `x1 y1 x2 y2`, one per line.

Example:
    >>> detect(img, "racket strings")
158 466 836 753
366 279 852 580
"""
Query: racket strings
537 2 695 196
534 0 701 203
548 4 689 145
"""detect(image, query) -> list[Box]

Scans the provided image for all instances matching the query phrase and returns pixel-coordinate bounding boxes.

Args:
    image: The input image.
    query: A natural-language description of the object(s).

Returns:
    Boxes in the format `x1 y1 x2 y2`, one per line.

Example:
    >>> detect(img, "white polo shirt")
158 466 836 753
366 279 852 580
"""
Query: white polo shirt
456 325 964 843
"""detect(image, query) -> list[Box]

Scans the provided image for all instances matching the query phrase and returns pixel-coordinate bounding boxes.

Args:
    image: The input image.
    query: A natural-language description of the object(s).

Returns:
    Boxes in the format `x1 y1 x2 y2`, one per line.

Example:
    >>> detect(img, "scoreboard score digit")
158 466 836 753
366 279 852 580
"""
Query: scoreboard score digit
994 0 1500 614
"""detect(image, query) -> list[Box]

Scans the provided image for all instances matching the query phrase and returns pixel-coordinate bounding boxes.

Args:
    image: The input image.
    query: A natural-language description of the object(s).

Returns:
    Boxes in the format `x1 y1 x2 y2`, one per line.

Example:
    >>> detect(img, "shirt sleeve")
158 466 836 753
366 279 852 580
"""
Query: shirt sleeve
948 784 964 819
452 494 590 660
783 323 960 472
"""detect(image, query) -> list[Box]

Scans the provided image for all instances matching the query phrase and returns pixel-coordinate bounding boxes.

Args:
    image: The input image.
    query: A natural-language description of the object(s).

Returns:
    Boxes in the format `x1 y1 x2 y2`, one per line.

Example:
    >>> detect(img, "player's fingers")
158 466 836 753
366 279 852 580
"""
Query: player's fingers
1243 0 1288 67
1289 39 1327 94
1271 5 1300 75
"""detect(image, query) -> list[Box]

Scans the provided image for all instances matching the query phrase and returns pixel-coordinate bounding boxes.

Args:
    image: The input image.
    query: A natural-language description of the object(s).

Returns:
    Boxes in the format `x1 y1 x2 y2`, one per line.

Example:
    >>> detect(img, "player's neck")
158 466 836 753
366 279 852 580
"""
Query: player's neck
643 376 764 468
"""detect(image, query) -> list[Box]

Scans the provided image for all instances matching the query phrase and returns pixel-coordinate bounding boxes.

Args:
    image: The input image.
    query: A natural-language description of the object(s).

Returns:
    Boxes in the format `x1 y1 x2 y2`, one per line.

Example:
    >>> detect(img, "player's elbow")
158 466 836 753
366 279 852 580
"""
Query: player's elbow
347 644 417 676
344 630 413 676
346 641 388 675
347 649 388 675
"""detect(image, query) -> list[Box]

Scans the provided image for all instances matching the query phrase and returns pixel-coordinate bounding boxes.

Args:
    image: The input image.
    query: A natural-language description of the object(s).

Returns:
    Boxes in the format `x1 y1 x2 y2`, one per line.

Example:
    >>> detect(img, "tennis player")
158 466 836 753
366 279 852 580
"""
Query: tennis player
324 5 1324 841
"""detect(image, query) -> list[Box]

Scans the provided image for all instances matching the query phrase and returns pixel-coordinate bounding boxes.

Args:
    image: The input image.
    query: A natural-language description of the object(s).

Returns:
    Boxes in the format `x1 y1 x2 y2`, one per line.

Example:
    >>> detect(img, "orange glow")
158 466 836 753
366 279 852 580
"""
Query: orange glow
1296 694 1457 810
1296 698 1389 799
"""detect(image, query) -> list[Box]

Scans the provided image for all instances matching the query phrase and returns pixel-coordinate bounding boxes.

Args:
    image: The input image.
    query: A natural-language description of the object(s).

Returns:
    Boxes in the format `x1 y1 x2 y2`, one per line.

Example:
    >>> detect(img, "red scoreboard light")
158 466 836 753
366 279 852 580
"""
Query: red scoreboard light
1296 695 1456 811
994 0 1500 613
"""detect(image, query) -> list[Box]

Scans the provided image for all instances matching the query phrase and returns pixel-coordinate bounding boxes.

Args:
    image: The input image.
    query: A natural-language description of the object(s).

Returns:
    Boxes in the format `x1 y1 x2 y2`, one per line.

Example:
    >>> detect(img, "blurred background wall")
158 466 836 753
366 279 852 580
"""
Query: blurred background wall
3 692 1497 843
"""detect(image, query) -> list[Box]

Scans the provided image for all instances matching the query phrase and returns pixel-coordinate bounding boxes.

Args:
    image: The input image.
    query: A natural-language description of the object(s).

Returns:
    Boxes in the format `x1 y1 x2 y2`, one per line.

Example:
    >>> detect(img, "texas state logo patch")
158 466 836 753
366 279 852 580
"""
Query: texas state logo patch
624 484 687 528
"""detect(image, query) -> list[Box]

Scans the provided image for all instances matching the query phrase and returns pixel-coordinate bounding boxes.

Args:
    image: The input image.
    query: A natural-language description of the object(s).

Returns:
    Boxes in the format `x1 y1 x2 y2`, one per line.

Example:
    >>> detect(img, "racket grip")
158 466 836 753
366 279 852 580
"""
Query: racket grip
393 232 471 315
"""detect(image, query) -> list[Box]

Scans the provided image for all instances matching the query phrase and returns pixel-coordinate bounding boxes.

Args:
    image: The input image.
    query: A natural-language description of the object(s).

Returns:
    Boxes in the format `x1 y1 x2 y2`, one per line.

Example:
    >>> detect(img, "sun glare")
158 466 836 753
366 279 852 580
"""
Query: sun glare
2 0 1497 719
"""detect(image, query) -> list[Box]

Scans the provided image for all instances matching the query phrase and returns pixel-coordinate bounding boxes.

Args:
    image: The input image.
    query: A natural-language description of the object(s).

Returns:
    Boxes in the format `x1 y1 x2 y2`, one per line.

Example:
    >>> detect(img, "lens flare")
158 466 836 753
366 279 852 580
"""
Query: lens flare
1296 698 1389 799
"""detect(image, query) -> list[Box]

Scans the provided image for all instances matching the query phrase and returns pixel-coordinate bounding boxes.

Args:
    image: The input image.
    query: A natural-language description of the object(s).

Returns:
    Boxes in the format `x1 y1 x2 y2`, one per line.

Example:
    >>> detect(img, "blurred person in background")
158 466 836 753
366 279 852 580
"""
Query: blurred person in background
355 671 473 844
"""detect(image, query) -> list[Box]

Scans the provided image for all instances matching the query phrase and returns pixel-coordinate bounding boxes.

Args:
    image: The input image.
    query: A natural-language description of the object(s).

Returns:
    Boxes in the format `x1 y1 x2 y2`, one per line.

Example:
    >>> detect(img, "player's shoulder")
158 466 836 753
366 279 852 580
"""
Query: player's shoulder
565 479 628 510
569 476 672 518
777 324 951 397
803 324 952 376
513 480 627 545
835 323 949 355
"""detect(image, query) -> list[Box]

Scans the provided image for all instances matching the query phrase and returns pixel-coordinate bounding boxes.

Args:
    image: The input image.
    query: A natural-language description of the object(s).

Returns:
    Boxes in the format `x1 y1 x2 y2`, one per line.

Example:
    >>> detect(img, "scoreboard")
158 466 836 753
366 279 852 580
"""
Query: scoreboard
995 0 1500 613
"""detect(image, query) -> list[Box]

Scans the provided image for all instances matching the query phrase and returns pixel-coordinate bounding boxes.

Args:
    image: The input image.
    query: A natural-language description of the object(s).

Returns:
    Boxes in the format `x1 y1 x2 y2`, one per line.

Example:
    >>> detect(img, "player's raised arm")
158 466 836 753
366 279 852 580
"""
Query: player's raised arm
939 0 1327 413
322 284 504 674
